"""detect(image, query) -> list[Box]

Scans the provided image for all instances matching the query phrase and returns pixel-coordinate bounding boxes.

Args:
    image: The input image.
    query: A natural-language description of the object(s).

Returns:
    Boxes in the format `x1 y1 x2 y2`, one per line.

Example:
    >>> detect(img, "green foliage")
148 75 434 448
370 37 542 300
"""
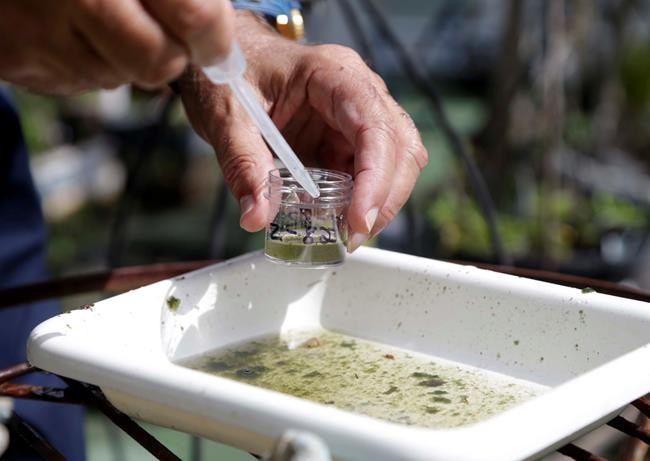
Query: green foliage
13 90 60 154
564 111 594 152
620 43 650 113
426 191 491 257
425 188 648 261
592 192 647 228
47 205 112 274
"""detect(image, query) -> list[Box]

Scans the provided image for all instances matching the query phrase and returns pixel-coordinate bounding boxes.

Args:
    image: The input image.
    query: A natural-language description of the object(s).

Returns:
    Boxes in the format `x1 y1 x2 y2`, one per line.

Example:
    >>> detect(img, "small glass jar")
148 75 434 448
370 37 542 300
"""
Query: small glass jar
264 168 353 267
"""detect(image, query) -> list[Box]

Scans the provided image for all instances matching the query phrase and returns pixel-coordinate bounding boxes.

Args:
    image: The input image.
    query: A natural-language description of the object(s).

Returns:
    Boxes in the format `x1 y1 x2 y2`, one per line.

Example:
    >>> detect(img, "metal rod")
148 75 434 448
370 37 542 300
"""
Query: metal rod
0 260 216 309
557 443 607 461
6 412 67 461
607 415 650 445
619 411 650 461
464 262 650 303
64 380 182 461
0 362 34 384
0 383 83 404
632 395 650 418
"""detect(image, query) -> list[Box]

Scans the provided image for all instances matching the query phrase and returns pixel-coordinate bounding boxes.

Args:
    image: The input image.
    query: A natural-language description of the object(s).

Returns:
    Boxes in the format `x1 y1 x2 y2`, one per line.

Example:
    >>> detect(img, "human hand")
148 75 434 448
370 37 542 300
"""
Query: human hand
0 0 234 94
180 12 428 252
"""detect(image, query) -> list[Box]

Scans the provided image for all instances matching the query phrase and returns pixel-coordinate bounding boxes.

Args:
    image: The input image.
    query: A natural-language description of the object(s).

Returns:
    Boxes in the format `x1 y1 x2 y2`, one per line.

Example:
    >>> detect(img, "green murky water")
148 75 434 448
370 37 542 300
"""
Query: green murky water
180 330 545 428
264 239 345 265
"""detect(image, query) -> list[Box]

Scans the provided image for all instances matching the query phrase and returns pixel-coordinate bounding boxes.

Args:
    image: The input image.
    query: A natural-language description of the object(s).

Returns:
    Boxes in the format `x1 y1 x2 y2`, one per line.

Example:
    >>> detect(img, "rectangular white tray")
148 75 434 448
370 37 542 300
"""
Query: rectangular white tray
28 247 650 460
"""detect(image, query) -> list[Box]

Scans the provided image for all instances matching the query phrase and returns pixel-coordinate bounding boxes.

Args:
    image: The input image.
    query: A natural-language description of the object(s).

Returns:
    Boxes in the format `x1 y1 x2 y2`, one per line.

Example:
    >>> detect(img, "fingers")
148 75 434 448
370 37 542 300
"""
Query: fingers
314 127 355 174
177 38 427 241
1 0 233 92
179 67 275 232
67 29 128 89
306 64 396 238
73 0 234 88
11 33 121 94
217 120 277 232
368 110 428 238
303 45 427 251
73 0 188 88
281 103 327 167
141 0 234 65
348 123 397 236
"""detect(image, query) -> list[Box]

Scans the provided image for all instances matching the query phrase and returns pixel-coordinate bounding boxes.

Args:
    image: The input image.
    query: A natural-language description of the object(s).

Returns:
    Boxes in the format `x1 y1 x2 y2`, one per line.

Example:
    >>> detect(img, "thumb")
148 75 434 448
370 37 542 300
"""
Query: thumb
215 123 276 232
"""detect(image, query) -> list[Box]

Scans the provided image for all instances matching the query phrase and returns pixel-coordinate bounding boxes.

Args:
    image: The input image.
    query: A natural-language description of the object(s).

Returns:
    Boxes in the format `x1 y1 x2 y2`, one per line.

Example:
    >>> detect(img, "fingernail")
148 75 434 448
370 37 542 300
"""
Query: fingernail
370 225 386 240
347 232 369 253
364 208 379 233
239 195 255 227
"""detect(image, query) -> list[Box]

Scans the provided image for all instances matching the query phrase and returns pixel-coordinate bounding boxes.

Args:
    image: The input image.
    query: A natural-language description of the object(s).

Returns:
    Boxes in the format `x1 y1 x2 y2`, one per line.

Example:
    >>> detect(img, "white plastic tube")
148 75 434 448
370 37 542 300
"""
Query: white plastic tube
203 43 320 198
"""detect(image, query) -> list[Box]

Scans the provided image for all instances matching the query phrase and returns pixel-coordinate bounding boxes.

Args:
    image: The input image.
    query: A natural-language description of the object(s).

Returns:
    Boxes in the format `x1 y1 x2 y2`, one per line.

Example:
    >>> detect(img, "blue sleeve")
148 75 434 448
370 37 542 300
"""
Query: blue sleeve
0 88 85 461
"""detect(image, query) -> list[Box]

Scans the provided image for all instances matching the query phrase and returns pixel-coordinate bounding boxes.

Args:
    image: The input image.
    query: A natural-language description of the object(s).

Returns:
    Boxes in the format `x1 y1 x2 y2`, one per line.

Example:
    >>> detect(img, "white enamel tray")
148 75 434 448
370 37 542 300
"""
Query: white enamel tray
28 248 650 460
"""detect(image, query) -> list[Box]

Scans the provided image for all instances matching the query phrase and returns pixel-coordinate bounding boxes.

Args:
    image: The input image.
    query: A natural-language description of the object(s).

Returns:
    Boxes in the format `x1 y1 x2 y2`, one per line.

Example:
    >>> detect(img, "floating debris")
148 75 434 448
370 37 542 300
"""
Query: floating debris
303 338 321 349
166 296 181 311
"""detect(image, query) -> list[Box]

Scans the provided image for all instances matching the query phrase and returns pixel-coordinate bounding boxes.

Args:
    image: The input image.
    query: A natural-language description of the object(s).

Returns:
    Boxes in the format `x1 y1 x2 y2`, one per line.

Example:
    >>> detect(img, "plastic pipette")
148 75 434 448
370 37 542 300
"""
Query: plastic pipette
203 42 320 198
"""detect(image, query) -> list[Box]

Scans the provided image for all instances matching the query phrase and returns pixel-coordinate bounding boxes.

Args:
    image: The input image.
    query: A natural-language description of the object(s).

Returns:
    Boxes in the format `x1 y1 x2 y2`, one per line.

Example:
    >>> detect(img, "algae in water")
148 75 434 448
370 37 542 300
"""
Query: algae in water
180 330 545 428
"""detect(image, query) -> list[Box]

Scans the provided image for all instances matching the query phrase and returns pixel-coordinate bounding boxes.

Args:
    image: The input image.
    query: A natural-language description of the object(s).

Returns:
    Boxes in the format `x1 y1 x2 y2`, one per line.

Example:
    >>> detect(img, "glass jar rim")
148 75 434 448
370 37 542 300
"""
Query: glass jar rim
268 168 353 188
266 168 353 207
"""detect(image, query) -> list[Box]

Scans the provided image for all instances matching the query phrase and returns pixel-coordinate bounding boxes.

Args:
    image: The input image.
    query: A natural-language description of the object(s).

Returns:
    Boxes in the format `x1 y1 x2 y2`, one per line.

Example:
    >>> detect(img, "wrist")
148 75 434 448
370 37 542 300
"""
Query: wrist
232 1 304 40
235 9 302 69
234 9 283 49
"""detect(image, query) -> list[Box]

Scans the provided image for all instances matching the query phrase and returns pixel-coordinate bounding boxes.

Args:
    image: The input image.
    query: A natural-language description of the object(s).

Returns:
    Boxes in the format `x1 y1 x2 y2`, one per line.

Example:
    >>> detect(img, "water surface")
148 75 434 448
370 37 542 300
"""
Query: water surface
181 329 545 428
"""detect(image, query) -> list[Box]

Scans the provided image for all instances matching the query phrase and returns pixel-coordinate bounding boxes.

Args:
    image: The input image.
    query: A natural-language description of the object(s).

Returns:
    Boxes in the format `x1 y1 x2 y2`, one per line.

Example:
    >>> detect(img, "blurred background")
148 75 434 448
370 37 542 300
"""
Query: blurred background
6 0 650 459
13 0 650 287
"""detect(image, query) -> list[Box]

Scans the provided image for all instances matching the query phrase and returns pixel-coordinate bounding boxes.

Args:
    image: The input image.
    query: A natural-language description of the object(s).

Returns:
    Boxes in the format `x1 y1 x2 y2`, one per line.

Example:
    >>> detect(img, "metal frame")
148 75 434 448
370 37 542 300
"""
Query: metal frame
1 260 648 460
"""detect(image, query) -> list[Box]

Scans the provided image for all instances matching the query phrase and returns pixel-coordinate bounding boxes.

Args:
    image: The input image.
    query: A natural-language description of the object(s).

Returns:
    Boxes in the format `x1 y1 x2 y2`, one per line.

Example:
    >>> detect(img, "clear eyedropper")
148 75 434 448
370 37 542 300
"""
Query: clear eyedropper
203 42 320 198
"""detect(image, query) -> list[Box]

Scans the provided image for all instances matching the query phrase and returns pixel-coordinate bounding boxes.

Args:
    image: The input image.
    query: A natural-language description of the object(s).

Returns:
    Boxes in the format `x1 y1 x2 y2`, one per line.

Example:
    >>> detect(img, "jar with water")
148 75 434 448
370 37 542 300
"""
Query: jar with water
264 168 353 267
